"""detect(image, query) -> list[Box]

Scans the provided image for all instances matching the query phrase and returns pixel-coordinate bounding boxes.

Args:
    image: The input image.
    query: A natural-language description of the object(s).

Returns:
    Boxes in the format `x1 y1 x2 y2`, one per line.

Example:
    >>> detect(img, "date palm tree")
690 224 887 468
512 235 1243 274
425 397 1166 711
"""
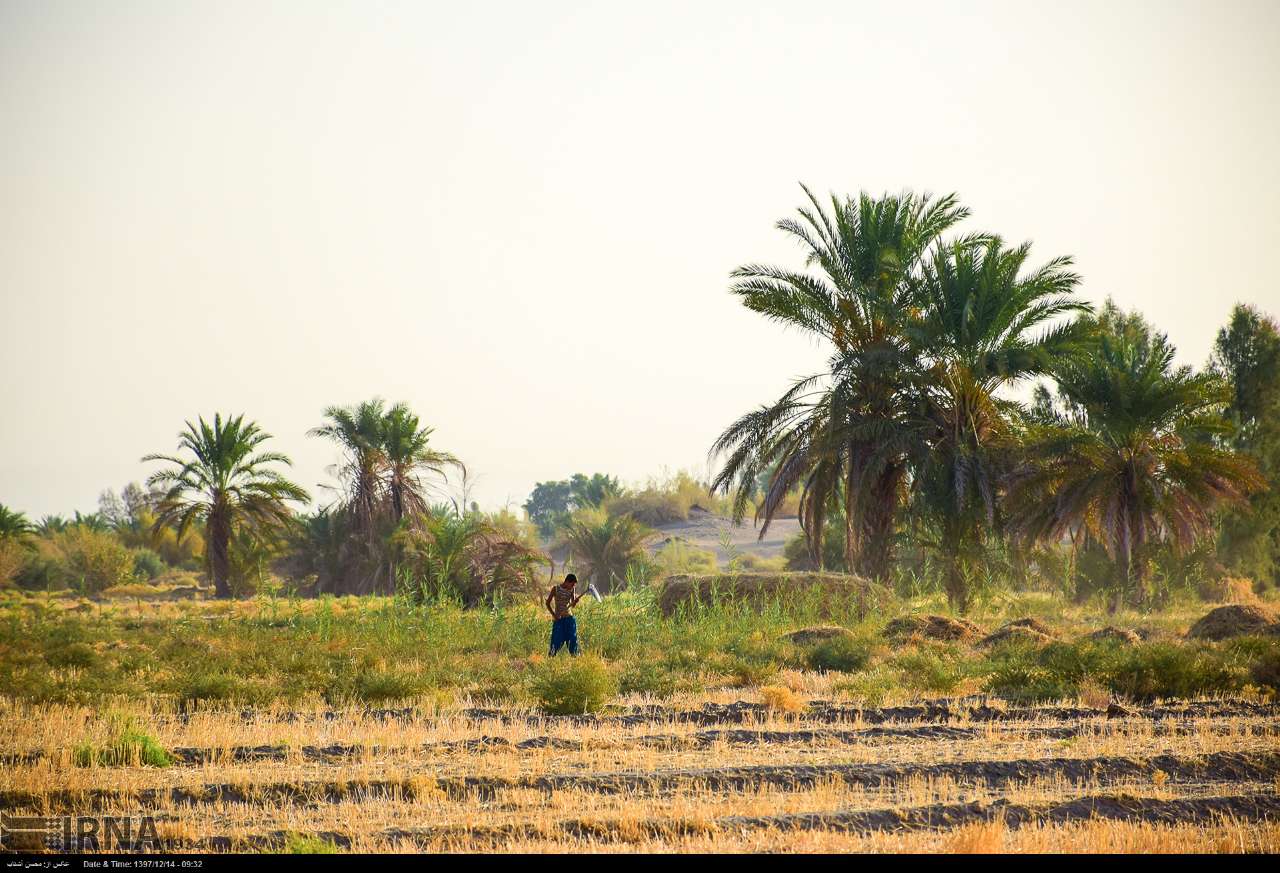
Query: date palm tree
905 235 1089 610
144 414 309 598
309 399 389 548
712 186 967 579
1008 313 1264 610
381 403 465 524
0 505 32 540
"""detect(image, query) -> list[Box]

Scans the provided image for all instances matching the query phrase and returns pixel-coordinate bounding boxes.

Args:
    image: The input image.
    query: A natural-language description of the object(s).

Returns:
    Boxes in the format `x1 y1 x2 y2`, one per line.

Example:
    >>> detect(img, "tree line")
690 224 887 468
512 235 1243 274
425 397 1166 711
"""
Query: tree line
711 187 1276 611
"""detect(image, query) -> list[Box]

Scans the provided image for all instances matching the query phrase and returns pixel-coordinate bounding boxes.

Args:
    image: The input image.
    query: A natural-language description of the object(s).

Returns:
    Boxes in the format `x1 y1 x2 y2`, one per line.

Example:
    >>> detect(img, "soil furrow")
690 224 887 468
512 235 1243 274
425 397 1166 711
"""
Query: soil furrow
5 750 1276 812
101 793 1280 852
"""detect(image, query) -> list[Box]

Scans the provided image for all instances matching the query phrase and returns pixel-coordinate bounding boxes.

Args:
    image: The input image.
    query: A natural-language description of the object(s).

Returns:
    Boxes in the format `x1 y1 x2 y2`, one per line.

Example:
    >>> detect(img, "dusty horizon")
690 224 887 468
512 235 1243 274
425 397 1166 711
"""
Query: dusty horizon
3 0 1279 518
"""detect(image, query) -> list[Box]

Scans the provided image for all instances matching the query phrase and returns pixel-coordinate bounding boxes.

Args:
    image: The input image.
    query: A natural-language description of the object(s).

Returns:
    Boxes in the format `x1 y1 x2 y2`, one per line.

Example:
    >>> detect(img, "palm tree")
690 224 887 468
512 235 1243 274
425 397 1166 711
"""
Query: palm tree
0 505 32 540
712 187 967 580
560 509 655 592
35 515 68 536
1008 313 1264 610
904 236 1089 610
309 399 389 548
144 414 309 598
381 403 464 524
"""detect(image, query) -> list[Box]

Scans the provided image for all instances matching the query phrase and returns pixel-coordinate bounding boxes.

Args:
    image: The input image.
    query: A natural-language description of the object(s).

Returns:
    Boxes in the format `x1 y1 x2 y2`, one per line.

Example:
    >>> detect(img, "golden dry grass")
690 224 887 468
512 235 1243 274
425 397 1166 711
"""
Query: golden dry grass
2 690 1276 854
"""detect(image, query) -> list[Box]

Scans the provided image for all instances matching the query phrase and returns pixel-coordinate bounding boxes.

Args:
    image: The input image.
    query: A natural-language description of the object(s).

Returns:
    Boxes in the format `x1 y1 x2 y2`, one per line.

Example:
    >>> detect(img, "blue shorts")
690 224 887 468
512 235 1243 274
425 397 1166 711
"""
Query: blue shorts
549 615 579 656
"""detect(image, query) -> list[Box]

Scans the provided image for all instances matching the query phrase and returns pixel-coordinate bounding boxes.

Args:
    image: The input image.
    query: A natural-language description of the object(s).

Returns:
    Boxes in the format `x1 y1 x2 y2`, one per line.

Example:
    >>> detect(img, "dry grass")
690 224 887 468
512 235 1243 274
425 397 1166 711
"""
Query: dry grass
4 588 1280 853
2 690 1276 854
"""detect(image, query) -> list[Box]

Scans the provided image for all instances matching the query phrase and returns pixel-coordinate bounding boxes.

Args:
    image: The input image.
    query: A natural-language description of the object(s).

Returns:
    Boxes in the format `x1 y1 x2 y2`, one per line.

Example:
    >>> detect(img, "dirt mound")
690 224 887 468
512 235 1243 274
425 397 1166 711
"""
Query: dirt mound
1086 626 1142 645
979 625 1054 648
1002 617 1057 636
883 615 984 643
783 625 854 646
1188 604 1280 641
657 573 887 618
979 618 1058 648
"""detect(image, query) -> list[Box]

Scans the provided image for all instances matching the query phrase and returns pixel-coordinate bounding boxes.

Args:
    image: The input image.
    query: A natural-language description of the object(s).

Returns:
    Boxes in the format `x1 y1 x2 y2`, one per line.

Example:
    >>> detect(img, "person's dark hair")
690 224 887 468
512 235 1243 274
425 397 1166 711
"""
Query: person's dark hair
564 573 577 584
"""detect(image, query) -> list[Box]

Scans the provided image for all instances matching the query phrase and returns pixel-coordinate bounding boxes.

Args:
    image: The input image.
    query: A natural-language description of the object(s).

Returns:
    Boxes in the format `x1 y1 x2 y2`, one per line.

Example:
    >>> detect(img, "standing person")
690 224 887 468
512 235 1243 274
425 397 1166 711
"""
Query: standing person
545 573 582 656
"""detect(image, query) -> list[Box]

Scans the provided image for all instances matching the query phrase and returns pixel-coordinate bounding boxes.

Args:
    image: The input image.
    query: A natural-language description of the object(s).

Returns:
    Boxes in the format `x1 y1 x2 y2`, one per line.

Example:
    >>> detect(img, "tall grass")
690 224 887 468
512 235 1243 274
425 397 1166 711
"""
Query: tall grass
2 585 1277 708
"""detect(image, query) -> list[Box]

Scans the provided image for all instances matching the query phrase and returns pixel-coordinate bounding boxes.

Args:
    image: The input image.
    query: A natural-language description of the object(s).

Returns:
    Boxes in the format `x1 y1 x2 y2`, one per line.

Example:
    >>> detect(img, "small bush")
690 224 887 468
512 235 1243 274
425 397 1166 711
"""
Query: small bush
73 715 171 767
0 538 25 587
984 663 1072 702
47 642 98 670
1105 643 1245 700
282 833 338 854
131 549 167 581
760 685 804 713
725 656 779 687
653 540 718 575
832 667 897 707
529 655 616 715
894 648 964 694
352 670 424 703
55 528 135 593
1251 650 1280 693
177 673 239 705
619 664 679 698
806 635 872 673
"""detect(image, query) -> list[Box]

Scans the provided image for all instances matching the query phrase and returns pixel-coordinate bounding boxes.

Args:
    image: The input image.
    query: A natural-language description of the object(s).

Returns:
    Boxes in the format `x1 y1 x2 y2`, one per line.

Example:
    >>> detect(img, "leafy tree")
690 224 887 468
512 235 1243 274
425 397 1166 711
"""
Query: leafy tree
1008 307 1264 610
97 489 129 528
524 480 576 538
523 473 620 538
1211 304 1280 584
570 473 621 509
144 414 309 598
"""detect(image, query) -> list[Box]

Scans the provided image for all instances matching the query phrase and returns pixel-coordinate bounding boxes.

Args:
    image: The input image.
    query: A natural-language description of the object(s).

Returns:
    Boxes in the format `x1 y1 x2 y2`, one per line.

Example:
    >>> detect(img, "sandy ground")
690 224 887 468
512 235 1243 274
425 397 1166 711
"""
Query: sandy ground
648 508 802 561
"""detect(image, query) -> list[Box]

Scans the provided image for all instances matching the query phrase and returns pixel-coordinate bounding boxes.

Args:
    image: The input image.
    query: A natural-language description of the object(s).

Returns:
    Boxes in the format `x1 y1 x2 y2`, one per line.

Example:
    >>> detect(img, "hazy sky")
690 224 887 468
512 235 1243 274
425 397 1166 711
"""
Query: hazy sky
2 0 1278 518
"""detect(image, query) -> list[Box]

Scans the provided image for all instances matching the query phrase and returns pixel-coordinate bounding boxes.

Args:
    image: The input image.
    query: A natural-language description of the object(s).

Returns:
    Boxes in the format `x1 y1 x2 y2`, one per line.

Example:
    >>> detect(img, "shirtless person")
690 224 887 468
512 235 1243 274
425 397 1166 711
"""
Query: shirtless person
545 573 582 656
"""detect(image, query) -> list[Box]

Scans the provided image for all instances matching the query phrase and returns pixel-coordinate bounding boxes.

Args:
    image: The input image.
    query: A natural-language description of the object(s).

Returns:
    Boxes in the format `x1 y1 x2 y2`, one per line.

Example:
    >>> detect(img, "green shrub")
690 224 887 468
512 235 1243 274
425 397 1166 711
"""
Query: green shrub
984 663 1073 702
619 664 679 697
46 642 98 670
1251 650 1280 693
131 549 167 581
832 666 896 707
282 833 338 854
177 673 239 705
73 715 171 767
894 648 963 694
55 528 135 593
806 635 872 673
352 669 424 703
0 538 26 587
530 655 616 715
1104 643 1245 700
653 540 718 575
725 656 779 687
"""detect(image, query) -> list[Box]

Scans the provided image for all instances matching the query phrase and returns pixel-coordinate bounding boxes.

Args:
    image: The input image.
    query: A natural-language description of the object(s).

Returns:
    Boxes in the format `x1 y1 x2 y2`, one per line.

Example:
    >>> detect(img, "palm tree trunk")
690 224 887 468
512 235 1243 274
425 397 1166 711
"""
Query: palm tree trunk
1112 535 1130 616
857 465 900 583
809 495 826 571
843 460 858 574
207 509 232 599
941 520 969 612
